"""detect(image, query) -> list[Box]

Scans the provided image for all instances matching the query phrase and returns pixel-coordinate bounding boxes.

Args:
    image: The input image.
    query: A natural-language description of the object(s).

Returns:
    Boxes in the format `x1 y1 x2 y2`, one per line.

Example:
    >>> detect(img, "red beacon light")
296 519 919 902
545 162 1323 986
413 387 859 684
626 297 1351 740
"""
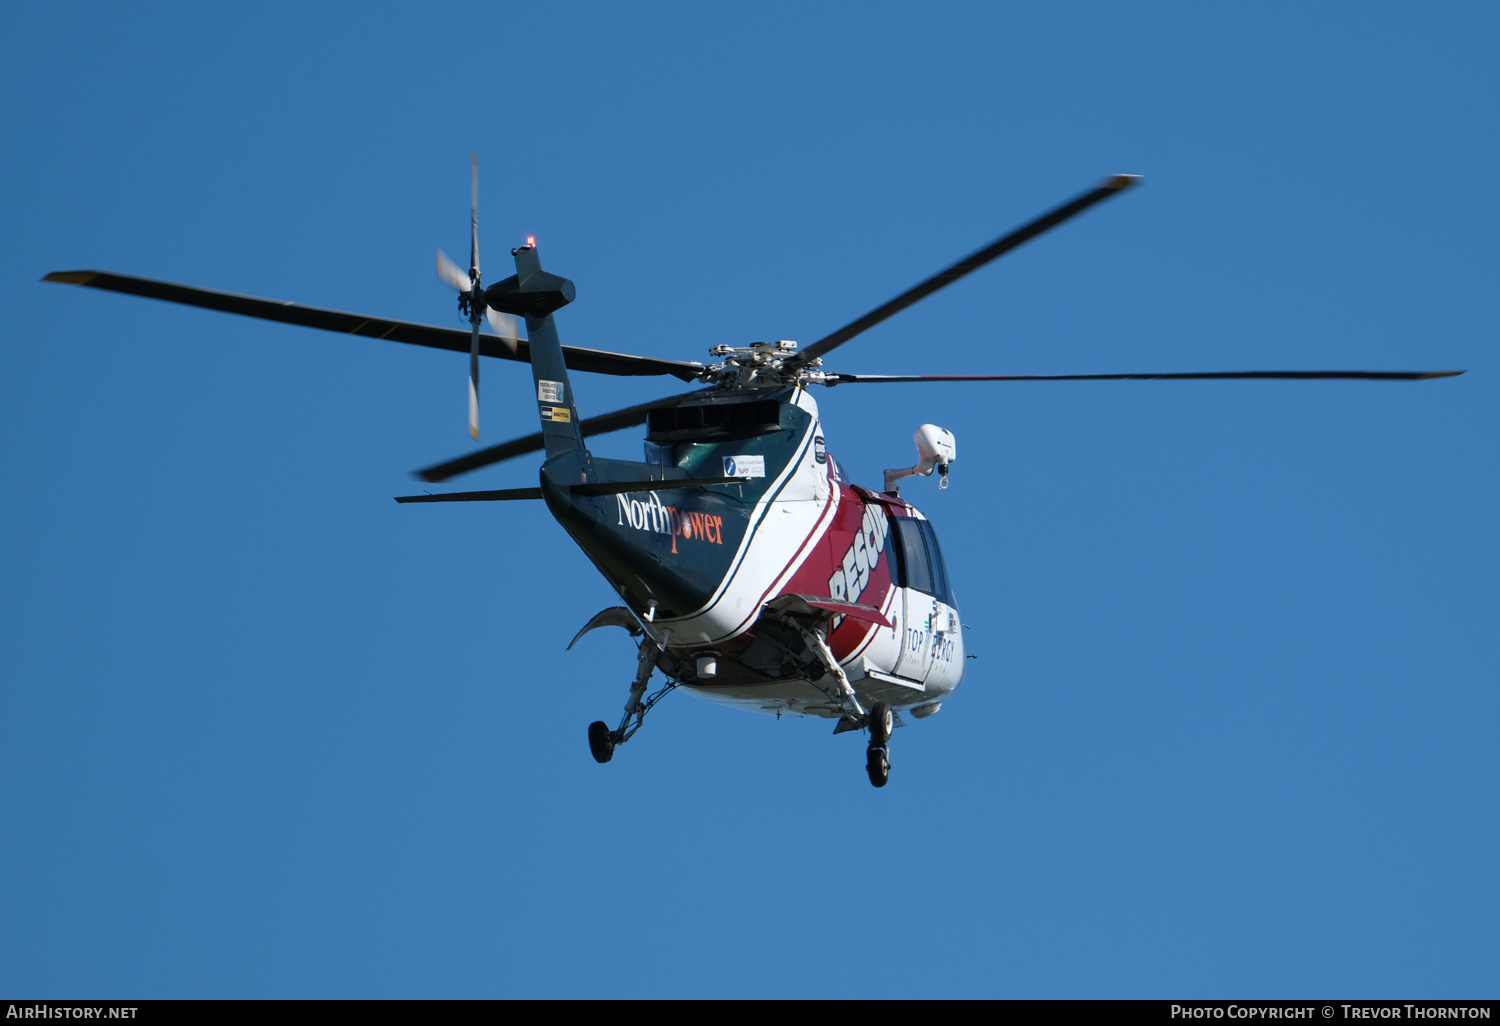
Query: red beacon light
526 235 535 247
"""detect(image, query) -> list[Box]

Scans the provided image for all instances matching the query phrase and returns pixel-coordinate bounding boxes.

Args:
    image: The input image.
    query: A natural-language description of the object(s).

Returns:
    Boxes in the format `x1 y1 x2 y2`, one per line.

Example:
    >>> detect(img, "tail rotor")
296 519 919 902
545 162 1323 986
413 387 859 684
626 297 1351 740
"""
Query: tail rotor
435 153 520 441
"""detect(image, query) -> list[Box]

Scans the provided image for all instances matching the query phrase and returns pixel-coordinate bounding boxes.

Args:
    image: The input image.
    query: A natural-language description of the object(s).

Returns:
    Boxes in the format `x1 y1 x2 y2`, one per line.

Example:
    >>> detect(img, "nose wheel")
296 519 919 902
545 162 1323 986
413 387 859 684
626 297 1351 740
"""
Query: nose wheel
865 700 892 788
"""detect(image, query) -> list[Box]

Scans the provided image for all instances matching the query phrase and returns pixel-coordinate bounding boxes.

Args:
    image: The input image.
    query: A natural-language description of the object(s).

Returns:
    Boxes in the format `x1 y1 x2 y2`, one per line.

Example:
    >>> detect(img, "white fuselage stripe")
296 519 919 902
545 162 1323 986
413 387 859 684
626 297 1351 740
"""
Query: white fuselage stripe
659 395 837 644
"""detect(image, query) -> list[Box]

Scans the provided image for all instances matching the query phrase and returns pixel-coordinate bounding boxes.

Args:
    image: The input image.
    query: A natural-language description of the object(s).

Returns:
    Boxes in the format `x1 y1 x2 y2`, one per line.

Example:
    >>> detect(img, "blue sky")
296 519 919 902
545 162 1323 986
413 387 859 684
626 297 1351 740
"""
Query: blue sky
2 2 1496 998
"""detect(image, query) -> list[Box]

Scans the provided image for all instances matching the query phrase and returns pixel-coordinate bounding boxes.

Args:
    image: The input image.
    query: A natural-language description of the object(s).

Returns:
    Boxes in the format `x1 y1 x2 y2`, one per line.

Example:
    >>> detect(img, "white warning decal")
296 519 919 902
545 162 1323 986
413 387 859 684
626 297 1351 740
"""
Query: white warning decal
723 455 765 479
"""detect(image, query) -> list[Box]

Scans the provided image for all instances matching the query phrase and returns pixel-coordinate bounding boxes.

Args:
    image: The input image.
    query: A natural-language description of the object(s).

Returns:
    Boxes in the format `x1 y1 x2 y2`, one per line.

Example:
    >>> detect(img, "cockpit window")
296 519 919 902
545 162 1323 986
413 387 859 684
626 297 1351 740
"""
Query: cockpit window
920 519 953 607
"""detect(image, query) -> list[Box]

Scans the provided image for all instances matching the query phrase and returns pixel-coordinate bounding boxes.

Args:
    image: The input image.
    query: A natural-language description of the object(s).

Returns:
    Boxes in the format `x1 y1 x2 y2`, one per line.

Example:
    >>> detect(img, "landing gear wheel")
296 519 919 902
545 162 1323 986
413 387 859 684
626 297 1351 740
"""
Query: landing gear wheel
588 720 615 764
868 701 893 746
866 746 890 788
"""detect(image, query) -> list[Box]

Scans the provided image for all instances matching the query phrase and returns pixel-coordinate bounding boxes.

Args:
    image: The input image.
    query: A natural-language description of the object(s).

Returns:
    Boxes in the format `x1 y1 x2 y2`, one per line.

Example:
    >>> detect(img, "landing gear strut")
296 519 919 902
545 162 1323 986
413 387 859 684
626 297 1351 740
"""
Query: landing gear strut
589 636 675 764
794 618 895 789
866 700 892 788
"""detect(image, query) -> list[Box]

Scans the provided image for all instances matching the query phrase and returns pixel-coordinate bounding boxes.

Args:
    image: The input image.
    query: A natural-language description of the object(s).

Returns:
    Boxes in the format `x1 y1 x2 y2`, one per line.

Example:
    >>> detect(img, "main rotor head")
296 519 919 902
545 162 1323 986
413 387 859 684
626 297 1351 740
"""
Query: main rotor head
701 340 821 389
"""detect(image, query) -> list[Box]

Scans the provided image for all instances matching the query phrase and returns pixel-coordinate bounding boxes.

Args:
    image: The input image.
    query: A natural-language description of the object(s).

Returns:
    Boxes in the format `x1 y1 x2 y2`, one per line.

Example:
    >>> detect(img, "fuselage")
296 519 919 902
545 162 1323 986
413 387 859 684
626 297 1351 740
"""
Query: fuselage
541 386 965 718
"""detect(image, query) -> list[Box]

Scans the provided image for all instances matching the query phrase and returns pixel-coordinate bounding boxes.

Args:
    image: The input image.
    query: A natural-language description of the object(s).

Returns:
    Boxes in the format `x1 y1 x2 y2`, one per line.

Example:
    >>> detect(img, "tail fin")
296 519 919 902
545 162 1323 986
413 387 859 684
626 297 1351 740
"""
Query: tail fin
484 242 581 460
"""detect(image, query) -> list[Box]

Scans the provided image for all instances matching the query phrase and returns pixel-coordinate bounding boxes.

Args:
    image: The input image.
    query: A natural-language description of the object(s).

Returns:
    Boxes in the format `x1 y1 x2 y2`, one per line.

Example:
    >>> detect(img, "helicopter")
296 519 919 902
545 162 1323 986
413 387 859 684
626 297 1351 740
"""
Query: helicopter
44 161 1463 788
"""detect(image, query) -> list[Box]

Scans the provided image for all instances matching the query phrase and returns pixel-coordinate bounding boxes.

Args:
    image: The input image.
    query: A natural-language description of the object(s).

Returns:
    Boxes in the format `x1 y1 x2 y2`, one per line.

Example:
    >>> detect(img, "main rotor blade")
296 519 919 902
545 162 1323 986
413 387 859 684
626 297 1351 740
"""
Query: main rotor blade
395 487 543 503
793 174 1140 366
43 271 704 380
827 370 1467 384
572 476 743 496
414 393 693 483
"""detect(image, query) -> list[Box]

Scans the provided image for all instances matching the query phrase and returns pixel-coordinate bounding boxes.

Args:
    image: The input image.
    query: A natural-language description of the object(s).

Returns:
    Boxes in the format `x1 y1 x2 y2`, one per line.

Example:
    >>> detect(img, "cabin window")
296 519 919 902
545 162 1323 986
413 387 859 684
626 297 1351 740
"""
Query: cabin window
888 515 955 606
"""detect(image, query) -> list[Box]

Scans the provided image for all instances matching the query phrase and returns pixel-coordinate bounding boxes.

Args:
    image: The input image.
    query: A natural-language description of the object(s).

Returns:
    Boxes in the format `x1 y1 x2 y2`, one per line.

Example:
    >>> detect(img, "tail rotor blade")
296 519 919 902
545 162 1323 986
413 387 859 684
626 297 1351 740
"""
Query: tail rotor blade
485 306 521 353
437 249 472 292
463 156 484 439
469 153 480 280
469 322 481 440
